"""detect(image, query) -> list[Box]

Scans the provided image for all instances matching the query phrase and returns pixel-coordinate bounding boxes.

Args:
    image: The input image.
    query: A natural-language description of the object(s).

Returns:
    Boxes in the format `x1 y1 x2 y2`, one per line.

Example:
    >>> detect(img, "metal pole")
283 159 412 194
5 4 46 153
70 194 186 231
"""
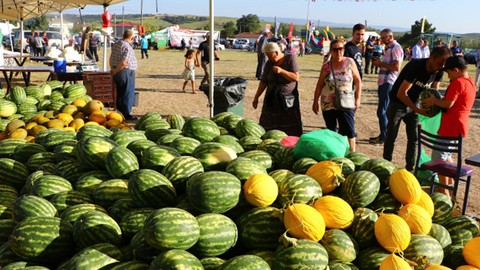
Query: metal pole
208 0 214 118
60 10 64 49
306 0 310 42
140 0 144 25
122 6 125 34
103 6 108 71
114 14 117 37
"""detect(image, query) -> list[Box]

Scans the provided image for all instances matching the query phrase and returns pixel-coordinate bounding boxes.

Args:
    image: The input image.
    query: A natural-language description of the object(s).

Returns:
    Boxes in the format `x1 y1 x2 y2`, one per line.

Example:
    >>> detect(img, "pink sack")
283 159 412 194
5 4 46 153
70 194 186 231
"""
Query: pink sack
281 136 300 148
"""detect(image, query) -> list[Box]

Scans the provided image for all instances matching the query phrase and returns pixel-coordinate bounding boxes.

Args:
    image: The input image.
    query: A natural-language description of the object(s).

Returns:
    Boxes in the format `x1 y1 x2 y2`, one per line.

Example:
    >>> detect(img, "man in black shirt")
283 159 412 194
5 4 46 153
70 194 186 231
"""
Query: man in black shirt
196 34 219 86
344 23 365 78
383 45 451 171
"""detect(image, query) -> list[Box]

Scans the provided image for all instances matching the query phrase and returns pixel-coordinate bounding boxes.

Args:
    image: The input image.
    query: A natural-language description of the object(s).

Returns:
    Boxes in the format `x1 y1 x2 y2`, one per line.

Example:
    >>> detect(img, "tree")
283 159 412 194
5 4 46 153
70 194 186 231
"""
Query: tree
397 18 436 48
221 21 236 38
236 14 261 33
277 23 291 37
25 15 49 31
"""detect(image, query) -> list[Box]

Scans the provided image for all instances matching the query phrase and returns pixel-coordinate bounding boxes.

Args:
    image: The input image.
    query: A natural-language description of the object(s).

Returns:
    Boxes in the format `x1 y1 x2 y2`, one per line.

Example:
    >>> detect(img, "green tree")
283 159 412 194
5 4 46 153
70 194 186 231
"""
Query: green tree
236 14 261 33
397 18 436 48
221 21 236 38
25 15 49 31
277 23 291 37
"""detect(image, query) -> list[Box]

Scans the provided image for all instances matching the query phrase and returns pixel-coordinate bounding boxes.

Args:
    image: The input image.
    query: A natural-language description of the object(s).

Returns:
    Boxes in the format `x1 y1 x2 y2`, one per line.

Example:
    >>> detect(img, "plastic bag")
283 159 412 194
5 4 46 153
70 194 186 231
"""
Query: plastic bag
416 111 442 183
293 129 349 161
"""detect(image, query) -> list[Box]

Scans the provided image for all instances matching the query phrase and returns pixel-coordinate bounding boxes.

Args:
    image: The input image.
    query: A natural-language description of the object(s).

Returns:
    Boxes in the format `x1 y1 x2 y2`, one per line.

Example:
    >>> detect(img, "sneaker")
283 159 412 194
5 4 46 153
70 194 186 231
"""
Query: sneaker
125 115 138 121
369 136 384 145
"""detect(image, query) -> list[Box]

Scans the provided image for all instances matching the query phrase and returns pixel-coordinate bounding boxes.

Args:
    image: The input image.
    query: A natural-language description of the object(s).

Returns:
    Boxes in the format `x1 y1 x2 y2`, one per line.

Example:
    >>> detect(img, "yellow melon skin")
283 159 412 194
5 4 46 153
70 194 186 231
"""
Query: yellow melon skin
374 213 411 253
398 204 432 235
243 174 278 207
415 190 435 217
313 195 354 229
456 266 480 270
284 203 326 242
306 160 343 194
463 237 480 268
389 169 422 204
379 253 412 270
424 264 452 270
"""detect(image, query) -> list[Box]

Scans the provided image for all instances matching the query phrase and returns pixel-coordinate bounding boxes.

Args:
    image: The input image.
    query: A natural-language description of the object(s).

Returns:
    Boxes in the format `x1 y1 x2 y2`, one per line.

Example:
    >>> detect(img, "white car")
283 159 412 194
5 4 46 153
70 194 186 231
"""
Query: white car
233 39 250 50
14 30 69 53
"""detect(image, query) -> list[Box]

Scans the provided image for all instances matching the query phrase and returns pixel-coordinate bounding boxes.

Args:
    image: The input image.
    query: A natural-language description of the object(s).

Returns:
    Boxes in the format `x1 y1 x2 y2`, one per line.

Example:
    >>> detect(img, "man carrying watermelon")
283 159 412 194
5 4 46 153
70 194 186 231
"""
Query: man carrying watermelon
383 45 451 172
421 56 476 196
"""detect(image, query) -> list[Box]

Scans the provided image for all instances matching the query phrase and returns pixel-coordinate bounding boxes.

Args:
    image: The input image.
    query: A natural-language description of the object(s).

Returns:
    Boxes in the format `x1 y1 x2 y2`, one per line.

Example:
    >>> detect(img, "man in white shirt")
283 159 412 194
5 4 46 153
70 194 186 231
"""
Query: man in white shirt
422 40 430 58
411 39 424 59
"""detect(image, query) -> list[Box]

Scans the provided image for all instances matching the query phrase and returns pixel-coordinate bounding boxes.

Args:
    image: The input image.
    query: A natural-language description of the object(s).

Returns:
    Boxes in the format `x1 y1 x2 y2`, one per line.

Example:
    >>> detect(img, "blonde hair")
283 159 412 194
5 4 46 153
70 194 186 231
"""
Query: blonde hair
263 42 280 54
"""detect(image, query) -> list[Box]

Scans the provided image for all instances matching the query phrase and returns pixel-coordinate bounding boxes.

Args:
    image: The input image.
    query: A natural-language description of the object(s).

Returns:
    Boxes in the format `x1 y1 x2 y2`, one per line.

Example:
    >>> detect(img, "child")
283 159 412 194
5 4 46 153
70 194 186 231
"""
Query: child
182 49 197 94
422 56 476 196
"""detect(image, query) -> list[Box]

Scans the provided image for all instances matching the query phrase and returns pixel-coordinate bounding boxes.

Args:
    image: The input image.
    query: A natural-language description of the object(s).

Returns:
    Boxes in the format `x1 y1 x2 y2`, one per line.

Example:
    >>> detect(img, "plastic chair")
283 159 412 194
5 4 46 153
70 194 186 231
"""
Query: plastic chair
414 126 474 215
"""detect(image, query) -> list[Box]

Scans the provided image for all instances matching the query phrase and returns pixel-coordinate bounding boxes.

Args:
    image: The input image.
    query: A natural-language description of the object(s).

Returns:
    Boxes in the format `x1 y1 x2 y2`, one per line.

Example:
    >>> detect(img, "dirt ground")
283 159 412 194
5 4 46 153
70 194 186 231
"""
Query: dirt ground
20 47 480 217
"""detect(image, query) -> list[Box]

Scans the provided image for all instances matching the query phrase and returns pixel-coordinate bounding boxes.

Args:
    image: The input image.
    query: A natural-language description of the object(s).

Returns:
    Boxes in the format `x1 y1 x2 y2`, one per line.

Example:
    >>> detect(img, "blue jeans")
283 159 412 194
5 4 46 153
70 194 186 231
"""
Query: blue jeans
322 109 356 138
113 68 135 118
377 83 393 140
383 102 419 171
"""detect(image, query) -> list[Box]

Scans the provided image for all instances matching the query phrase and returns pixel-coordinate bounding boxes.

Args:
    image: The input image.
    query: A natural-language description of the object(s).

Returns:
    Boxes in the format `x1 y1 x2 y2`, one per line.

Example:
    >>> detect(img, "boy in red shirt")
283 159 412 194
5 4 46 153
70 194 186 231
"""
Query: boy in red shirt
422 56 476 196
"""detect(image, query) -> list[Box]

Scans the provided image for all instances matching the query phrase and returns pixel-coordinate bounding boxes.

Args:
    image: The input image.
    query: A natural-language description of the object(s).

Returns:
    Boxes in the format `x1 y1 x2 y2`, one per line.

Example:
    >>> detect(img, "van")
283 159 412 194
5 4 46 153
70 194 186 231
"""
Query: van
14 30 68 53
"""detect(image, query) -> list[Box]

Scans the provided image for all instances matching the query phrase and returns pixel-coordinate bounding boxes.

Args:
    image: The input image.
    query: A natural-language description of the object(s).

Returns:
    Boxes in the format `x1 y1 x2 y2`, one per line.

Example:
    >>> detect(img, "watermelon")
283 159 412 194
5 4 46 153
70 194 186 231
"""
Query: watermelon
0 184 19 205
236 207 285 250
443 215 479 237
449 228 473 246
12 195 58 223
420 88 442 116
49 190 94 214
273 146 295 170
182 117 221 142
105 146 139 178
110 130 148 147
130 230 161 263
430 192 454 225
201 257 226 269
354 246 390 270
73 210 123 249
76 125 113 141
135 112 162 130
162 156 205 192
0 100 18 117
442 245 467 269
157 133 183 146
75 170 111 196
320 229 358 263
26 151 55 171
0 157 29 190
63 83 87 98
169 136 202 155
187 171 241 214
225 157 267 182
190 213 238 257
345 152 369 171
166 114 186 130
328 261 359 270
119 208 154 240
9 217 74 263
212 112 235 125
192 142 237 171
126 139 156 158
428 223 452 249
53 158 89 184
143 207 200 250
340 171 380 208
359 158 396 187
273 239 329 270
107 261 150 270
31 175 73 199
219 255 270 269
277 174 322 206
128 169 177 208
108 198 136 222
268 169 294 183
291 157 317 174
151 249 203 270
403 234 444 269
235 119 266 138
256 138 283 157
140 145 181 172
218 113 242 133
10 86 27 105
60 203 107 225
140 119 171 132
92 179 130 208
261 129 288 141
367 192 401 213
0 242 21 266
57 243 123 270
0 139 27 158
75 136 118 169
239 136 263 152
248 250 275 267
213 134 244 154
349 208 378 248
53 140 77 162
36 129 76 151
239 150 273 171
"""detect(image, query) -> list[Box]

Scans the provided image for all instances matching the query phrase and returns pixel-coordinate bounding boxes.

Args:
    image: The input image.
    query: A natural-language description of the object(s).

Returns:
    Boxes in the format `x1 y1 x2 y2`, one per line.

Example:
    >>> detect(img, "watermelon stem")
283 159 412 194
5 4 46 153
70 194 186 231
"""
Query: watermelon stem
278 232 298 247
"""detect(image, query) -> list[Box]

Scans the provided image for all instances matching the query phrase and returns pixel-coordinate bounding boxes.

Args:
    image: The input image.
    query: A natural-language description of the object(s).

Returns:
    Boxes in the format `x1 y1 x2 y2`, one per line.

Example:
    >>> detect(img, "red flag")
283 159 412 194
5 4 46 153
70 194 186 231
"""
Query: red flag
288 22 293 43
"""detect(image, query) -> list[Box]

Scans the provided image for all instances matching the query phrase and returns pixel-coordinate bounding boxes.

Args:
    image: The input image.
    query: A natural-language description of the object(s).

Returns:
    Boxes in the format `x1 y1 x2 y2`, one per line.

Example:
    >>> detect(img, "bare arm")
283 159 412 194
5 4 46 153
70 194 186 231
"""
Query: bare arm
252 81 267 109
373 59 400 72
312 66 328 114
195 50 201 67
396 80 429 115
273 66 299 82
350 62 362 109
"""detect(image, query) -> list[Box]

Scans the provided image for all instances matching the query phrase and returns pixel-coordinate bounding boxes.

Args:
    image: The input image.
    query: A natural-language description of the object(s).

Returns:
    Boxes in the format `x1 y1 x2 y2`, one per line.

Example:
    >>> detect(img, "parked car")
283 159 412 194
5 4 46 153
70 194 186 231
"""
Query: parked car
14 30 68 53
233 38 250 50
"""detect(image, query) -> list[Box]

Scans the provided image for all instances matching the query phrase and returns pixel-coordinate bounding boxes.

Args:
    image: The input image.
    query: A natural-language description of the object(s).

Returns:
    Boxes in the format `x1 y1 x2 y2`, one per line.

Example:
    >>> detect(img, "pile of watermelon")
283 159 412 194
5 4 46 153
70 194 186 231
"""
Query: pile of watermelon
0 110 478 269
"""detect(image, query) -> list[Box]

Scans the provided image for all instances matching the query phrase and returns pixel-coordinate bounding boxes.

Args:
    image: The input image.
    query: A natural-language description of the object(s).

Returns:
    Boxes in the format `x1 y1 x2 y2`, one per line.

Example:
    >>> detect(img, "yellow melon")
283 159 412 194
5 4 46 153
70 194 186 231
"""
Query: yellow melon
120 125 132 130
88 112 107 125
73 111 86 119
379 254 412 270
25 122 38 131
106 111 124 122
105 119 121 129
36 116 50 125
306 160 344 194
398 204 432 235
44 110 56 119
26 136 35 143
456 266 480 270
313 195 354 229
374 213 411 253
83 100 104 115
6 119 26 134
415 190 435 217
283 203 326 242
72 98 87 109
8 128 28 139
55 113 74 126
45 119 66 129
463 237 480 268
61 104 79 115
30 125 48 136
243 174 278 207
84 121 100 126
63 127 76 133
389 169 422 204
424 265 452 270
69 118 85 131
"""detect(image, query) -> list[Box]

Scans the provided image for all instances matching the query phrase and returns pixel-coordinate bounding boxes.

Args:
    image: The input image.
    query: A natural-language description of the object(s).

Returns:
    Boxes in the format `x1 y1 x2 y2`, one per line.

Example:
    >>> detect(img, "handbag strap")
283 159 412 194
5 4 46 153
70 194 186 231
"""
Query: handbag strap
329 60 339 91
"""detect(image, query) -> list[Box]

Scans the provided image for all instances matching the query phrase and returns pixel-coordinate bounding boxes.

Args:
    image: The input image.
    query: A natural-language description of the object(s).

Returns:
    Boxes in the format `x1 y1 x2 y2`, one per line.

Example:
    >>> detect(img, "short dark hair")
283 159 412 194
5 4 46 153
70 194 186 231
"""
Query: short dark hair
353 23 365 33
430 45 451 58
380 28 393 36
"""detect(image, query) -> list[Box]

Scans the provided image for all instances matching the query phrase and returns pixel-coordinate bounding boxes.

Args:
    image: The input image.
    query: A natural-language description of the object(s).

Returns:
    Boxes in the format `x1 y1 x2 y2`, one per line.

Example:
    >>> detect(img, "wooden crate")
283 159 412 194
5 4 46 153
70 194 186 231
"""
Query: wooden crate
82 72 116 109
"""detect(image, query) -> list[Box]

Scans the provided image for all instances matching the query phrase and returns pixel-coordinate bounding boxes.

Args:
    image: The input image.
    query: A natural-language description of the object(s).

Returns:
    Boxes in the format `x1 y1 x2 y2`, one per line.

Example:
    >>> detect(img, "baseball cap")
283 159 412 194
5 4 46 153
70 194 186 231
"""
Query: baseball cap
443 56 467 71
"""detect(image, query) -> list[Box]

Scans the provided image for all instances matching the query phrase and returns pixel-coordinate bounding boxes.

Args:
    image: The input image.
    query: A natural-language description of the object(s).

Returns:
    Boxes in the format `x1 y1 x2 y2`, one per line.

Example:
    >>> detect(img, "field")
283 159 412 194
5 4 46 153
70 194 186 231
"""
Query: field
16 46 480 217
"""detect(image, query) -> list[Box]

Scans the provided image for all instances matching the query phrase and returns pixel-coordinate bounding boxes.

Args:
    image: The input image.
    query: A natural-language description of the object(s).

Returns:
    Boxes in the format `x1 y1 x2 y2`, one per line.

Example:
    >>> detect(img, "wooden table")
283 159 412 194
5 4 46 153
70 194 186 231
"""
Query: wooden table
466 153 480 167
3 53 30 67
0 66 53 91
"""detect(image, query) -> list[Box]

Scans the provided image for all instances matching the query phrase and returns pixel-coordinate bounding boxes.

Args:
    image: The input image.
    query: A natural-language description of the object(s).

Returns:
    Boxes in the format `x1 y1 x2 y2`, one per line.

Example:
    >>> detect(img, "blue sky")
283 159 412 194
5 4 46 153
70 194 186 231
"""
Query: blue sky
68 0 478 34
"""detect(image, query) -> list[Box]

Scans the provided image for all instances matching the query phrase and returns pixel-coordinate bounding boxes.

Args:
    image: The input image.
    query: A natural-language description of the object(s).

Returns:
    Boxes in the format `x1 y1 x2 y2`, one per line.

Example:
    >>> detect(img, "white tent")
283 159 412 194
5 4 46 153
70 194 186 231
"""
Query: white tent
159 25 219 49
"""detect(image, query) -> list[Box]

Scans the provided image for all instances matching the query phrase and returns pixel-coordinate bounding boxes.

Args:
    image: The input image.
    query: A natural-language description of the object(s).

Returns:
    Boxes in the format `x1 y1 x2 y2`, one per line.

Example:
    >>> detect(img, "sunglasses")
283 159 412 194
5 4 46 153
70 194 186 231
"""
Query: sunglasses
332 47 344 52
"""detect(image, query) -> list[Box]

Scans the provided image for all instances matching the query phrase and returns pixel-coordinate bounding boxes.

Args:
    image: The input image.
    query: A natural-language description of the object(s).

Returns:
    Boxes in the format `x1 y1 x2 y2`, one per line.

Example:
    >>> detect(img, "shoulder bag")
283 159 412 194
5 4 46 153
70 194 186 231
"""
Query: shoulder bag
331 61 356 111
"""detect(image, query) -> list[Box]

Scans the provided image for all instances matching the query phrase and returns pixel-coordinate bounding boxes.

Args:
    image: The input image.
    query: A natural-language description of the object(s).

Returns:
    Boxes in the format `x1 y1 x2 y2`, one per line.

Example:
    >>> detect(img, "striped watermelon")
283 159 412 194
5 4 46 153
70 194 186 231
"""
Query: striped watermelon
12 195 58 223
239 136 263 151
75 136 118 169
57 243 123 270
0 184 19 205
9 217 74 263
236 207 285 250
105 146 139 178
128 169 177 208
162 156 204 192
350 207 379 248
430 192 453 225
36 129 76 151
218 113 242 133
143 207 200 250
46 80 63 90
225 157 267 182
273 146 296 170
76 125 113 140
169 136 202 155
355 246 390 270
17 102 37 115
0 204 13 219
443 215 479 240
119 208 154 240
53 140 77 162
239 150 273 171
212 112 235 125
0 139 27 158
190 213 238 257
277 174 322 206
157 133 183 146
291 157 317 174
92 179 130 208
268 169 294 183
248 250 275 267
201 257 226 269
9 86 27 105
449 229 473 246
126 139 157 158
359 158 396 188
26 151 55 171
151 249 203 270
186 171 241 214
53 158 89 184
166 113 186 130
108 198 136 222
213 135 244 154
345 152 369 171
0 157 29 190
0 242 22 266
273 239 329 270
49 190 93 214
130 230 161 263
0 100 18 117
24 85 44 99
328 261 359 270
140 145 180 172
219 255 270 269
340 170 380 208
31 175 73 199
367 192 402 213
110 130 148 147
192 142 237 171
261 129 288 141
140 119 170 131
182 117 220 142
320 229 359 263
442 245 467 269
63 83 87 98
256 138 283 157
135 112 162 130
403 234 444 269
60 203 107 224
235 119 266 138
73 210 123 249
75 170 111 196
107 261 150 269
428 223 452 249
